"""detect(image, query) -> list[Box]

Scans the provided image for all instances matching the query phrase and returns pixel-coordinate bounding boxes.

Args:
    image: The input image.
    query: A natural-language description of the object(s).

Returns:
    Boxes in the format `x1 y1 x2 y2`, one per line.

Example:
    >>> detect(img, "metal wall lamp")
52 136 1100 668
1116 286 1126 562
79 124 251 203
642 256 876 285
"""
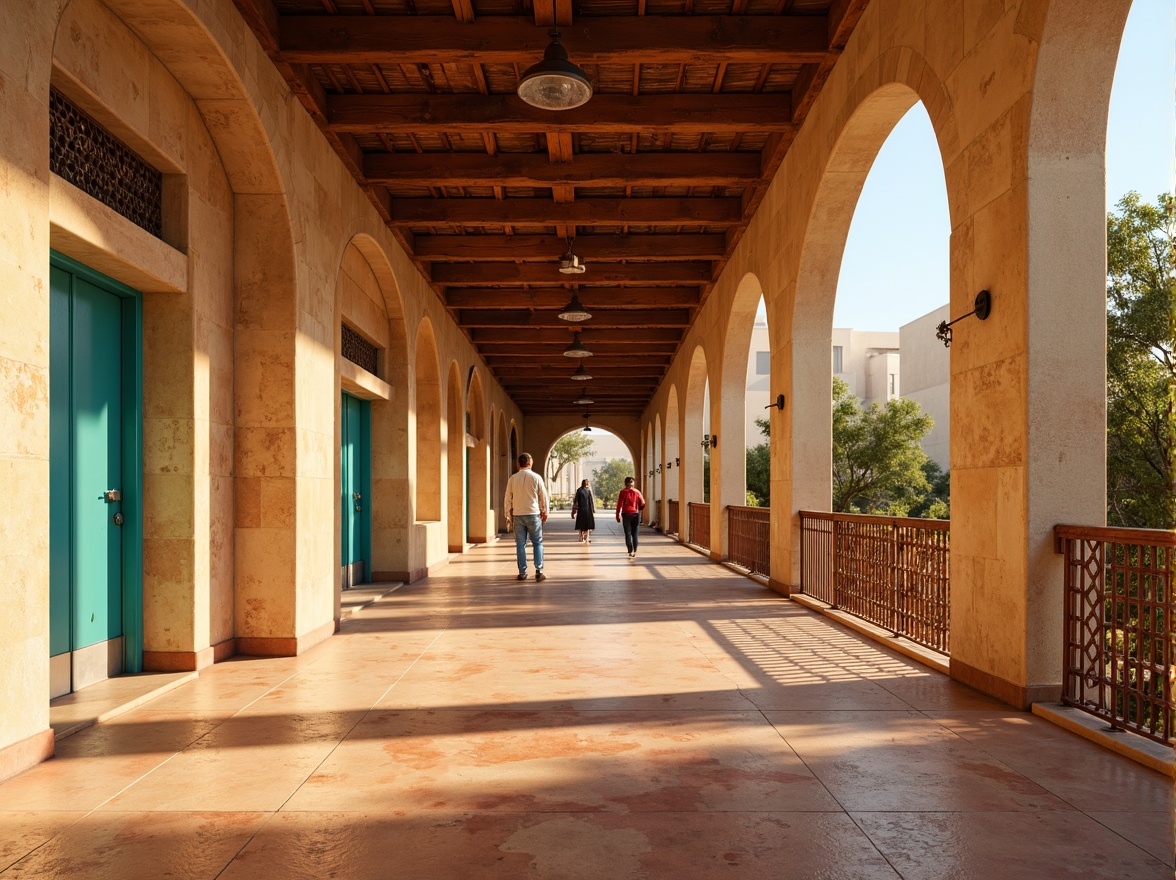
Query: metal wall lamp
657 464 662 474
516 29 593 111
675 457 680 467
701 434 717 449
936 290 991 348
764 394 786 411
666 461 672 470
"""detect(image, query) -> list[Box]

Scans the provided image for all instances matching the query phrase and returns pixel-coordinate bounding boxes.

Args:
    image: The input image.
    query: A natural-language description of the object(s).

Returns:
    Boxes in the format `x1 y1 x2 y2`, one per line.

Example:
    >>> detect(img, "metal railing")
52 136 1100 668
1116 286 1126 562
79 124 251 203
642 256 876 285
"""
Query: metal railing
727 505 770 577
688 502 710 551
800 511 950 654
1055 524 1174 745
666 500 680 537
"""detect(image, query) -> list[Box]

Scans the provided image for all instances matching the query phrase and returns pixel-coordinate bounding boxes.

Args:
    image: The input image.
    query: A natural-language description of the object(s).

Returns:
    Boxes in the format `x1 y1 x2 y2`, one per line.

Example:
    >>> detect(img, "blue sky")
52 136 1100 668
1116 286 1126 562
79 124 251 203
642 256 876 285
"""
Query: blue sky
831 0 1175 332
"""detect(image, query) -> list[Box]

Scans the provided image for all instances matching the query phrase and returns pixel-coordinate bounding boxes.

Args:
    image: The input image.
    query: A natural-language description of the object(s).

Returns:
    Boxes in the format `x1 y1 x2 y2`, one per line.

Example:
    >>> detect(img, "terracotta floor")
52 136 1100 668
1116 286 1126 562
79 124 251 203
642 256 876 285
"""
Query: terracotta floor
3 519 1172 878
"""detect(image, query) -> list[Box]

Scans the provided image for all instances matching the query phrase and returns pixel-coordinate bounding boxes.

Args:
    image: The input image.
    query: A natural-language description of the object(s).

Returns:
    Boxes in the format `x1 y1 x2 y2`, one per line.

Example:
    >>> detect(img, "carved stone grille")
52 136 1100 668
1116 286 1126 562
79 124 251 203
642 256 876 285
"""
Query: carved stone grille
341 324 378 375
49 88 162 238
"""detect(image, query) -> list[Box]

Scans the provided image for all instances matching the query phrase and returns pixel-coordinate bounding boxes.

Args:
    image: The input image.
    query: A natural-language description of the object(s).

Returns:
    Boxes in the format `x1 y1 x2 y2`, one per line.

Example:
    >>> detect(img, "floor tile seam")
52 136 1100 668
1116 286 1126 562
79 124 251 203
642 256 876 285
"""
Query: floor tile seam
269 623 458 815
210 810 284 880
755 704 855 825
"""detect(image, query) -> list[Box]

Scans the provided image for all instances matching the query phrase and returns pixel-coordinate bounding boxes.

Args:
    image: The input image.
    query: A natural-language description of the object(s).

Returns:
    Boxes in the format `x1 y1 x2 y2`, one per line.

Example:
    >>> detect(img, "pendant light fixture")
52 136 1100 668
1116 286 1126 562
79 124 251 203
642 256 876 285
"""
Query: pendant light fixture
557 291 591 322
570 362 593 381
581 409 593 431
558 238 587 275
563 331 592 358
573 389 595 406
516 29 593 111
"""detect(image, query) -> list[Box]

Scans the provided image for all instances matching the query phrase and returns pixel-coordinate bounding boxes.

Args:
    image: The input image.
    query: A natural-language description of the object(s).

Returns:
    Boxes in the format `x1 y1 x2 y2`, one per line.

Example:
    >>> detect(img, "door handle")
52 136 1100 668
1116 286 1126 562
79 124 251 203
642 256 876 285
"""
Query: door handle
104 489 122 503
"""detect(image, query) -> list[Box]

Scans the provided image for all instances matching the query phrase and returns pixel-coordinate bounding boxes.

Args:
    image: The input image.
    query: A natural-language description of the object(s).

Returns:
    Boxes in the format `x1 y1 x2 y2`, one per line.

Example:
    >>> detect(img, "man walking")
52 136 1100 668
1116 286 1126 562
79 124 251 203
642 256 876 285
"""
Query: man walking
504 453 549 581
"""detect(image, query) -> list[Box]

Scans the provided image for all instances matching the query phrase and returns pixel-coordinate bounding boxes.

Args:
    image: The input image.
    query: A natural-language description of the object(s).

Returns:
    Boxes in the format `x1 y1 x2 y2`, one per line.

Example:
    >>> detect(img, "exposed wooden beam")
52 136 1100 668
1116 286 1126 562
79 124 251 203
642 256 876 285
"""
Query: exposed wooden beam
365 153 761 190
499 375 660 385
471 327 680 344
328 94 793 135
279 15 831 66
484 354 672 367
432 262 712 286
458 309 691 328
416 233 727 262
447 287 700 309
390 197 742 227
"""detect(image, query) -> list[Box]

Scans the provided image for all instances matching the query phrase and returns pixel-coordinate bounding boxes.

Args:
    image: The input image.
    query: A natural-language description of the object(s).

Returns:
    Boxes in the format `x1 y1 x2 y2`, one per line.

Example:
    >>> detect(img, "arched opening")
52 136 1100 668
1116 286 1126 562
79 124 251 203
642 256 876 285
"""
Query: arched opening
414 319 442 522
466 369 490 543
445 361 464 553
651 414 662 529
494 411 510 533
683 347 711 550
663 388 681 538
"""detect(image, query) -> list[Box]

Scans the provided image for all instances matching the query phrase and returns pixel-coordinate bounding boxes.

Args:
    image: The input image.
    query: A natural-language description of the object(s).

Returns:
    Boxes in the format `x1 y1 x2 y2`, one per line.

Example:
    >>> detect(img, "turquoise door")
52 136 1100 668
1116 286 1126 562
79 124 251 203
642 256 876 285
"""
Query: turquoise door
340 392 371 586
49 254 142 693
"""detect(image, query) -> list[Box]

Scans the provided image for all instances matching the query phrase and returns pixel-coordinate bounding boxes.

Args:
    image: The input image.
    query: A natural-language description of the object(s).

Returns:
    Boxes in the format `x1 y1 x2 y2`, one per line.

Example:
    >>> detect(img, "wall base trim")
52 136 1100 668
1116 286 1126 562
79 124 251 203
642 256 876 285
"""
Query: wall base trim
0 729 55 783
767 578 793 597
950 658 1061 710
236 619 335 658
142 638 237 672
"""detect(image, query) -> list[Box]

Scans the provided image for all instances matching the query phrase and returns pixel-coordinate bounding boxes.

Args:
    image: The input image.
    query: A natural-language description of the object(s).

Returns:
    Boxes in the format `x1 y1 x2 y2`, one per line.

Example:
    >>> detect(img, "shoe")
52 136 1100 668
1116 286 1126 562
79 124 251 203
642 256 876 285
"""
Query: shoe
517 573 527 580
535 571 547 582
628 551 634 558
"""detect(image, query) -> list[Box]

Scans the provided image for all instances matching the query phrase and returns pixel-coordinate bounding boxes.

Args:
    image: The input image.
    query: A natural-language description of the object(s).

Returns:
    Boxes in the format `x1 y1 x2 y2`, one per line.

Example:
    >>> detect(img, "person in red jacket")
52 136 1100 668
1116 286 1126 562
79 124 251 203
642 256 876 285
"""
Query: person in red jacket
614 476 646 558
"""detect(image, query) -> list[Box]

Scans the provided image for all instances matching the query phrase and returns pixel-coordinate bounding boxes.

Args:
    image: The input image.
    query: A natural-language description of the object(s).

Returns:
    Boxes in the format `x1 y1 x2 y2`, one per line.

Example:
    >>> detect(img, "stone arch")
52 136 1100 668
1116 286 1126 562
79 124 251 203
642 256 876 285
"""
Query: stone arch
663 386 681 535
643 425 655 524
682 345 709 510
413 318 442 523
466 369 491 543
494 409 510 532
50 0 306 662
789 61 959 586
333 235 411 589
652 413 663 527
719 273 768 517
446 361 465 553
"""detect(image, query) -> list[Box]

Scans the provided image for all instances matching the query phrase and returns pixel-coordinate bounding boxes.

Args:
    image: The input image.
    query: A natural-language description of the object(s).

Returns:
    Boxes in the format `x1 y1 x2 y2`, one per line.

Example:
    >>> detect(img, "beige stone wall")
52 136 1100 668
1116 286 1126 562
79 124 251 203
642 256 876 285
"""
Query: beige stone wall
0 0 521 766
641 0 1123 706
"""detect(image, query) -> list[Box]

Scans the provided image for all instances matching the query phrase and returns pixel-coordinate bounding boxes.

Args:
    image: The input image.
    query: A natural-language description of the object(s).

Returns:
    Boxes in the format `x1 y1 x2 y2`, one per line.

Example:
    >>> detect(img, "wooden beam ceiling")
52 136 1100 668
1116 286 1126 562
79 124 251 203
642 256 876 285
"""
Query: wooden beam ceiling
237 0 869 417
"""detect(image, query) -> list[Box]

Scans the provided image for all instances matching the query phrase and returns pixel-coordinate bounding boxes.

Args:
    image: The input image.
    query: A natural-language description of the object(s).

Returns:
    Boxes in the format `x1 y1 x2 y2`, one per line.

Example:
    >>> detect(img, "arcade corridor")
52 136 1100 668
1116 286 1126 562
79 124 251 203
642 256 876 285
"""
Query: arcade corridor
1 520 1169 878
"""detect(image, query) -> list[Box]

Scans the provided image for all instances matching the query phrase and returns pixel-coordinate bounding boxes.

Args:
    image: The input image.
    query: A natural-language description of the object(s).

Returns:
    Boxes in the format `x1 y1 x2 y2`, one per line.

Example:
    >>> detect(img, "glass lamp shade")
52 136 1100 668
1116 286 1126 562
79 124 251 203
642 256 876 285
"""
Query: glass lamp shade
563 331 593 358
517 34 593 111
557 293 592 321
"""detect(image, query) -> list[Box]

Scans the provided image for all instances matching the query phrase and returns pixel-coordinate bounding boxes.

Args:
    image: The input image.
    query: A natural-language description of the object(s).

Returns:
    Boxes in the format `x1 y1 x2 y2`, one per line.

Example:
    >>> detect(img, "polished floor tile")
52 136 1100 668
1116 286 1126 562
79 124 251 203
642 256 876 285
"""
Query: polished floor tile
0 519 1170 878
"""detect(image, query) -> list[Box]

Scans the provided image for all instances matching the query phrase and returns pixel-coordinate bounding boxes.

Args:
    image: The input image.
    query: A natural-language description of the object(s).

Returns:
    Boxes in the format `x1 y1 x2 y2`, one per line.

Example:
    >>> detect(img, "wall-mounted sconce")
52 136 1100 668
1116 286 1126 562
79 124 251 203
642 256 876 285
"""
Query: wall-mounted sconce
666 461 673 470
675 457 680 467
657 464 662 474
701 434 717 449
936 290 991 348
764 394 786 411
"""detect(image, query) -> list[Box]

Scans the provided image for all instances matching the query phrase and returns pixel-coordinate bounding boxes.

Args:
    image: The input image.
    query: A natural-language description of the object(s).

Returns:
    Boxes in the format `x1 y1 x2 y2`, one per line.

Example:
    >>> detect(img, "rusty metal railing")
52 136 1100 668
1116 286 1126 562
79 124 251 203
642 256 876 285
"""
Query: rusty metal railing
688 502 710 551
799 511 950 654
727 505 770 577
1055 524 1174 745
666 499 680 537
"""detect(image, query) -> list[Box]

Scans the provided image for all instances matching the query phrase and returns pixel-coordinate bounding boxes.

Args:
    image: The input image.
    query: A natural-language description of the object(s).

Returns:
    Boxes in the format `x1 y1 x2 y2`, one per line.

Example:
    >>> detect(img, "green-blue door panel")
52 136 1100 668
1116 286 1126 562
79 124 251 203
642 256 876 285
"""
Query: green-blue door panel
49 266 72 657
341 393 371 571
72 278 124 648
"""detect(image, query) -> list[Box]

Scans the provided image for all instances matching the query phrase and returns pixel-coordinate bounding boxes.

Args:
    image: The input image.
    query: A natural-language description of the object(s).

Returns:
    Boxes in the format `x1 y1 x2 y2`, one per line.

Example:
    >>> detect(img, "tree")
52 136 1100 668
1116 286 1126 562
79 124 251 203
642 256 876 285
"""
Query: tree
1106 192 1174 529
745 417 771 506
907 460 951 520
591 458 633 507
832 377 934 514
546 431 595 487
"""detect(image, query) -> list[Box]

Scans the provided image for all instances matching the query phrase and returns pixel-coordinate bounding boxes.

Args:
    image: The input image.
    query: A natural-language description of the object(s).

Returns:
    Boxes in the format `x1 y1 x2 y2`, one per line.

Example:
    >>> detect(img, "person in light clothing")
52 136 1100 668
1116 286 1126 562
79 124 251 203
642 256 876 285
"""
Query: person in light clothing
503 452 549 581
615 476 646 558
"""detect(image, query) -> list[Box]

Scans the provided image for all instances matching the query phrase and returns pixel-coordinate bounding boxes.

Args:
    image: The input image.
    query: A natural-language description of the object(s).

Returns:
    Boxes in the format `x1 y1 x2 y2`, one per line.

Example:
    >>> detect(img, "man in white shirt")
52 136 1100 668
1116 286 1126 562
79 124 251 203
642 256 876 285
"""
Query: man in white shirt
503 452 549 581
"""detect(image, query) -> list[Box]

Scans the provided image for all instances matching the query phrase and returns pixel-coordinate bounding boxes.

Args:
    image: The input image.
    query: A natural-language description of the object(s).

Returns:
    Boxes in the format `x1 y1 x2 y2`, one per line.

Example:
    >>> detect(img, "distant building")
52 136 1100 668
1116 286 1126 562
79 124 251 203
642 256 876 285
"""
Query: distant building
547 430 633 501
898 305 951 469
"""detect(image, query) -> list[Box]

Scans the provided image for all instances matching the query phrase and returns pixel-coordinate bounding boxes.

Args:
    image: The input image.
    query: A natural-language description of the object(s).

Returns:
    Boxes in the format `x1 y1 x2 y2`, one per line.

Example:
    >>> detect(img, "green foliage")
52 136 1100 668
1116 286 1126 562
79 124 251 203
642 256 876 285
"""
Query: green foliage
907 460 951 520
745 491 761 507
745 417 771 506
591 458 632 507
832 376 935 515
1106 192 1175 529
547 432 596 487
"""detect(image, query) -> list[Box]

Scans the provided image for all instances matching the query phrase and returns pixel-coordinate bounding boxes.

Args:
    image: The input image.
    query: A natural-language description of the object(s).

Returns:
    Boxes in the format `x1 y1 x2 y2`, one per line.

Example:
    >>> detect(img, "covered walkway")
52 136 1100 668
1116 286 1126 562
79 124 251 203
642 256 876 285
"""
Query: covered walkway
2 521 1170 879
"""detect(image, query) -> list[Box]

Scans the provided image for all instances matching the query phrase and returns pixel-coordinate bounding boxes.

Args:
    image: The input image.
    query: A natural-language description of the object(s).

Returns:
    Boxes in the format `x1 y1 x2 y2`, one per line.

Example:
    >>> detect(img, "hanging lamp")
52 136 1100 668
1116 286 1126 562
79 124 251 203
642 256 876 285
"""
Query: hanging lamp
570 362 593 381
563 331 593 358
516 29 593 111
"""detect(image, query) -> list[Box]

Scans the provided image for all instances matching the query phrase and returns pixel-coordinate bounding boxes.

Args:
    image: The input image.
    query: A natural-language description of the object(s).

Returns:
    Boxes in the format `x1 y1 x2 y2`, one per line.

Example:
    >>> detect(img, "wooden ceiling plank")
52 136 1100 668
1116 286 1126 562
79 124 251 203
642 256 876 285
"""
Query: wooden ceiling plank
446 287 700 309
432 261 712 285
457 309 691 327
278 15 832 66
415 232 728 260
389 197 743 226
327 93 793 135
472 327 680 344
364 151 761 188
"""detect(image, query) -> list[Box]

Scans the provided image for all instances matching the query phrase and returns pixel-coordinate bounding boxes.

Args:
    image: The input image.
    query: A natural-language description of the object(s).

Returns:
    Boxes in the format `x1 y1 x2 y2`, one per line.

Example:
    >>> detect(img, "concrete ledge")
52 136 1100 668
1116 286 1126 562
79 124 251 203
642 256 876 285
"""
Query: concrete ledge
789 593 950 675
1032 703 1174 778
340 582 403 619
0 729 55 783
49 671 198 742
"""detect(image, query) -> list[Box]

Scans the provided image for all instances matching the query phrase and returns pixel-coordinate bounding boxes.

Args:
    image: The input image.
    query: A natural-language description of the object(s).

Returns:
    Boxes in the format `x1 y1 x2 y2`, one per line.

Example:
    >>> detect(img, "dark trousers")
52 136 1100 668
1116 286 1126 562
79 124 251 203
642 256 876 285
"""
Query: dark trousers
622 512 641 553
